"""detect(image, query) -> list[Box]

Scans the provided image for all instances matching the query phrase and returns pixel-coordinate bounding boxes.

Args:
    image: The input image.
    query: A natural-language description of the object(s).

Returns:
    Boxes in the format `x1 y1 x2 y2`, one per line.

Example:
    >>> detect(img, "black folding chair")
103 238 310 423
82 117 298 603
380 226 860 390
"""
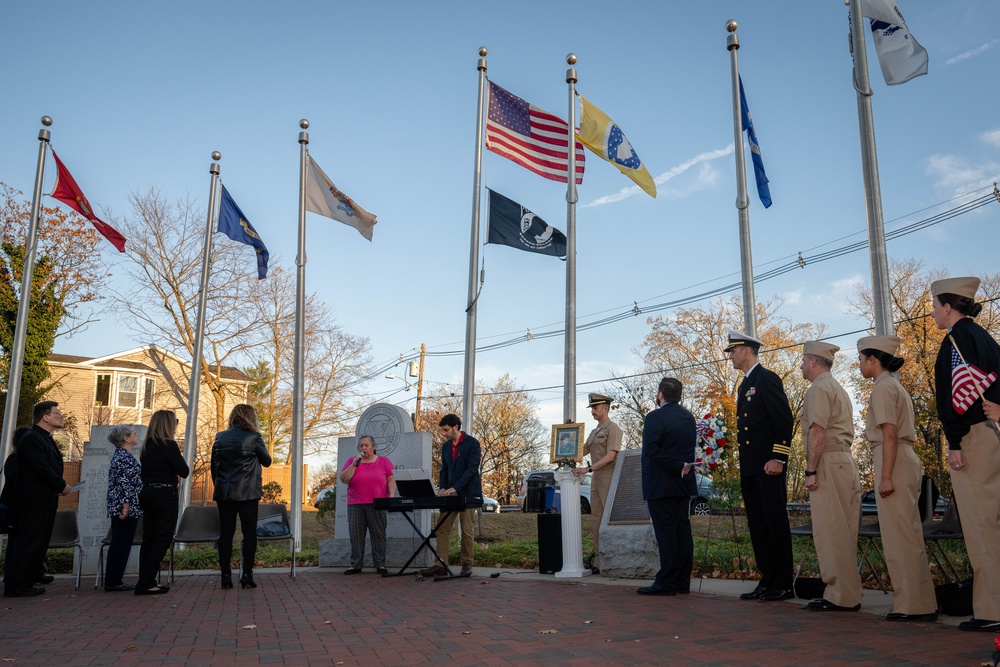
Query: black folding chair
169 506 221 583
923 496 962 584
250 503 295 579
856 518 888 593
47 510 83 590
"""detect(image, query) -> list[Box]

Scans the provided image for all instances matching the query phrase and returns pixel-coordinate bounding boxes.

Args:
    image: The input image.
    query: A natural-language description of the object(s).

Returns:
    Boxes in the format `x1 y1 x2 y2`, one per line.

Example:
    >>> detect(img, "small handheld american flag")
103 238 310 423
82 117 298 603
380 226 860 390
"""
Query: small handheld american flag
950 345 998 415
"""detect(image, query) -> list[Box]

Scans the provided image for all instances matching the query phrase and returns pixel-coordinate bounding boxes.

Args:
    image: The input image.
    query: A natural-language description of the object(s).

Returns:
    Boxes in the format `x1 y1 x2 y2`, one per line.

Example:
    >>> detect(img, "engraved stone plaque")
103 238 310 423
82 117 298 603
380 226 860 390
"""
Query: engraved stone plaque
607 451 651 525
354 403 412 458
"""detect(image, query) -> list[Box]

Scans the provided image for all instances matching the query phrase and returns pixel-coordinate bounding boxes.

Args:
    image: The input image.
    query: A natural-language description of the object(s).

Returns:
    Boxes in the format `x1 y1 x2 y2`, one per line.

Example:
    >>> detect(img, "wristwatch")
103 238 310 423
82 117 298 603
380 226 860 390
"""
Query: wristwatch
588 466 592 472
804 470 817 477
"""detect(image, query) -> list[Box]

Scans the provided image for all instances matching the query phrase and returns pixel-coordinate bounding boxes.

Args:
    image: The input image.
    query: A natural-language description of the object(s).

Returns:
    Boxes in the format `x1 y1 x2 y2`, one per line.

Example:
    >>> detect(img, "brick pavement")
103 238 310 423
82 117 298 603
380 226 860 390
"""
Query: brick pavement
0 568 994 666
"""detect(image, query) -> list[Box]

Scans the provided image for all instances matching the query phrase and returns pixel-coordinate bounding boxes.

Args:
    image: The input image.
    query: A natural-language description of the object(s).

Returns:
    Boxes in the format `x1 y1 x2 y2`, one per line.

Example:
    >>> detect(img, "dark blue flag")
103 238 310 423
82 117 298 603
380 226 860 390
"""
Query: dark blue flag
218 185 269 279
487 189 566 258
739 76 772 209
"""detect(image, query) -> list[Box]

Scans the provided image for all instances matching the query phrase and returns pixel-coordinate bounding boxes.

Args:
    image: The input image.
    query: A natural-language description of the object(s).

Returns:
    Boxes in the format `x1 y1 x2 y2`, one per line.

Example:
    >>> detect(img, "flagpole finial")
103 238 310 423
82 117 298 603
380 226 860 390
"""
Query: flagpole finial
566 53 577 65
478 46 487 57
40 116 52 127
299 119 310 130
726 19 738 33
211 151 221 161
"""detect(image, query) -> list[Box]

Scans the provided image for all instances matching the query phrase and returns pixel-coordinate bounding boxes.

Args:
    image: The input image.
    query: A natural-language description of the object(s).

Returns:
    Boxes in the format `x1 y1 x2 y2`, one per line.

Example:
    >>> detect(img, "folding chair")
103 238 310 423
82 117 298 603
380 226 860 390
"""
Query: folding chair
790 519 814 585
95 520 144 589
169 506 221 583
47 510 83 590
251 503 295 579
923 496 962 584
856 519 888 593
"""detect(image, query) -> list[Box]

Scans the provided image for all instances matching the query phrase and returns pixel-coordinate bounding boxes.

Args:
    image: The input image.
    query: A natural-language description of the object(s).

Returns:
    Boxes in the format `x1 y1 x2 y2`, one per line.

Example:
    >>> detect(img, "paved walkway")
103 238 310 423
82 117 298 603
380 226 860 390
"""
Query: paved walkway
0 567 995 666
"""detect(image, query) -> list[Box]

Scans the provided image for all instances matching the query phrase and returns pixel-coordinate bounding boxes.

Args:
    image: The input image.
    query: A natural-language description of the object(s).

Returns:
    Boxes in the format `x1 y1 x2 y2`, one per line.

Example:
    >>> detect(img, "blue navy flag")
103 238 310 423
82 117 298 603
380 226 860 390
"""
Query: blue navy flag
218 185 269 279
487 189 566 259
739 76 772 209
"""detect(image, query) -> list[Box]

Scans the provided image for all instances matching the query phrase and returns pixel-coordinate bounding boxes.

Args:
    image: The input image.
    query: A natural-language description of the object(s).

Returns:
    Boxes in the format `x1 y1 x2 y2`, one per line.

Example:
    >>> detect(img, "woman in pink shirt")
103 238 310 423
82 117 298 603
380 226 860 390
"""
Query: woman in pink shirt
339 436 396 575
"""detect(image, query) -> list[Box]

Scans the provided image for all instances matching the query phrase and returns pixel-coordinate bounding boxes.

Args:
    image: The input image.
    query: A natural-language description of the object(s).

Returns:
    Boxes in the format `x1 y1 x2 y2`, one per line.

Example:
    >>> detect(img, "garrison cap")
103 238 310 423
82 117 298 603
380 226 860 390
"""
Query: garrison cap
802 341 840 362
931 276 980 300
724 331 763 353
857 335 901 356
587 393 614 408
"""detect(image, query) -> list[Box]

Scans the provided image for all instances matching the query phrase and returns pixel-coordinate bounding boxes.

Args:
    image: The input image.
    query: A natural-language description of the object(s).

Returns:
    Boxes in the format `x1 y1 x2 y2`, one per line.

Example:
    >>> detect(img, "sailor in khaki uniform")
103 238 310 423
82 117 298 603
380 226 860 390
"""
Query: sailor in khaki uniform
857 334 938 622
573 393 622 574
799 341 862 612
931 276 1000 632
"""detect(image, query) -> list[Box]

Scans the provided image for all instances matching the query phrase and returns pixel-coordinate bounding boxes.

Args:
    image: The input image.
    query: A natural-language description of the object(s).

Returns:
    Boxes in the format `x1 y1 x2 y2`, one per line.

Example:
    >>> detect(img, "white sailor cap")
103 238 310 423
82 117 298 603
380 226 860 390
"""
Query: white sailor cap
724 331 763 353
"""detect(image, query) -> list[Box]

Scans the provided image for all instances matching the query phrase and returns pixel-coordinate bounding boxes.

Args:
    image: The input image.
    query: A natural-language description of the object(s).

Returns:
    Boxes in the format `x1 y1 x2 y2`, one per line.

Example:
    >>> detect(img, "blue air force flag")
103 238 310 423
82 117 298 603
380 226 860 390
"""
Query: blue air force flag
739 76 772 209
218 185 269 279
860 0 928 85
487 190 566 258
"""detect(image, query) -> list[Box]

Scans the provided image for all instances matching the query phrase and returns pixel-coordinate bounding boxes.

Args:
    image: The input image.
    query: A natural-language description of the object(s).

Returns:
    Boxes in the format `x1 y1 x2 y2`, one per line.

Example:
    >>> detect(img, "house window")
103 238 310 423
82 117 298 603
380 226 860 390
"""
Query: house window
95 374 111 406
143 378 156 410
117 375 139 408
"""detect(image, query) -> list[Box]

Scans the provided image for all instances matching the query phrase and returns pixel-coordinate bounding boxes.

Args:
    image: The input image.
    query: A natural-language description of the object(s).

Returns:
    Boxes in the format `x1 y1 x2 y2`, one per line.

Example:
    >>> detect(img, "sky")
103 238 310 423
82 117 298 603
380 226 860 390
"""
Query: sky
2 1 999 463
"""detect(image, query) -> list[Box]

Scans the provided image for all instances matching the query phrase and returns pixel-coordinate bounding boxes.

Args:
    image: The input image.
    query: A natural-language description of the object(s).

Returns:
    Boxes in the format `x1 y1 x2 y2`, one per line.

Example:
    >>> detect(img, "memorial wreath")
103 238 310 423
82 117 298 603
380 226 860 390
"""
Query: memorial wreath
694 413 728 471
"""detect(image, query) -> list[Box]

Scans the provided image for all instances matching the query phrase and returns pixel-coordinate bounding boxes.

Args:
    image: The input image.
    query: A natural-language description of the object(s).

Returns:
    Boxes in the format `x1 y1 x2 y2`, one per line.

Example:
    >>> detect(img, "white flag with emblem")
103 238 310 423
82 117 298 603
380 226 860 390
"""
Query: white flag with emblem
860 0 928 85
304 155 377 241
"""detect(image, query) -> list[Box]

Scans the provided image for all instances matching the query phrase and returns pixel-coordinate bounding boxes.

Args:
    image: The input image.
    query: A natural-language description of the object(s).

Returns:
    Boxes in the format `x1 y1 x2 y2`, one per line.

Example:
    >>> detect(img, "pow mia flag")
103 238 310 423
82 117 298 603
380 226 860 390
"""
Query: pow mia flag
487 189 566 258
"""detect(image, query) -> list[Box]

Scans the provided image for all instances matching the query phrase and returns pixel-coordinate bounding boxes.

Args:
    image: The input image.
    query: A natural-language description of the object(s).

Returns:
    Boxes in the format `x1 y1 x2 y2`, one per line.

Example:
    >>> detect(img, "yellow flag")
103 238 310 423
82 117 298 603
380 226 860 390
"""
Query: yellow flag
577 96 656 198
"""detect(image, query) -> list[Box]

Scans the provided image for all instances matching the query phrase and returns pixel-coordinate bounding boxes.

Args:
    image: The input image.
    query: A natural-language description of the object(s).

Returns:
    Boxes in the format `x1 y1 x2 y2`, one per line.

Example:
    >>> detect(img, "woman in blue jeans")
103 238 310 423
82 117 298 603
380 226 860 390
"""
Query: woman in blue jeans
211 404 271 590
136 411 189 596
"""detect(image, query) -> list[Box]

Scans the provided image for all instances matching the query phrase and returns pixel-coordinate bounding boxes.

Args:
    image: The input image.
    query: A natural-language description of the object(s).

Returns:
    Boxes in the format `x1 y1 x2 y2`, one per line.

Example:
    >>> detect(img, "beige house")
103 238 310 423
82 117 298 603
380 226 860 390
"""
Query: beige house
45 345 251 457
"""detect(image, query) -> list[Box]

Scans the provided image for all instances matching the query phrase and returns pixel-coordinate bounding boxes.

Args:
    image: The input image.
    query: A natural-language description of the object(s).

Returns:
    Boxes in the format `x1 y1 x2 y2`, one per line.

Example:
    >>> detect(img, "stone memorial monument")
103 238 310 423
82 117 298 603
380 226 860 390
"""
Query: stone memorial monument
319 403 433 568
75 424 147 578
598 449 660 578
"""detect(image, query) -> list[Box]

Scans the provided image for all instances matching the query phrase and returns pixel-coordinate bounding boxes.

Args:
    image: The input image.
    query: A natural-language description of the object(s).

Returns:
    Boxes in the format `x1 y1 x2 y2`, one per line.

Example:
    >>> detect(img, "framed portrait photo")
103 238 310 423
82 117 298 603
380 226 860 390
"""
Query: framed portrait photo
550 423 585 464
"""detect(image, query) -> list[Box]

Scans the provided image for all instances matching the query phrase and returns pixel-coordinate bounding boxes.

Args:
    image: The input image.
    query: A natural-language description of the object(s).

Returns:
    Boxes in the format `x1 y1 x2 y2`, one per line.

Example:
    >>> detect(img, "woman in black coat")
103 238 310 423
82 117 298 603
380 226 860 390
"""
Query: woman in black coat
211 404 271 590
137 410 189 596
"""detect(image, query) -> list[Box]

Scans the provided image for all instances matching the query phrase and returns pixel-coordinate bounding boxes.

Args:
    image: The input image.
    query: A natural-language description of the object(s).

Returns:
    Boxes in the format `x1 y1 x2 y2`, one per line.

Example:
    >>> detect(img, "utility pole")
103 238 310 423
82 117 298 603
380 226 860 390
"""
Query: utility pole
413 343 426 430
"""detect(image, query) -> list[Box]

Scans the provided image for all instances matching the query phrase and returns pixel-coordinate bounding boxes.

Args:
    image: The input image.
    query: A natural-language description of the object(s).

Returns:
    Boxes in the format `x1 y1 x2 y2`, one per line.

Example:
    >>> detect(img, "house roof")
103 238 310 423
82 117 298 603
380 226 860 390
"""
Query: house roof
48 345 251 382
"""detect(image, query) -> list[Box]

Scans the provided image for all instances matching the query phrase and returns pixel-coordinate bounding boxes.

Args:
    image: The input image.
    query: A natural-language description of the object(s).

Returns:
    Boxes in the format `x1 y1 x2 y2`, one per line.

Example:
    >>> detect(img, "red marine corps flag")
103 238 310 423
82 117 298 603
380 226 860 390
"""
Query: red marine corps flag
49 150 127 252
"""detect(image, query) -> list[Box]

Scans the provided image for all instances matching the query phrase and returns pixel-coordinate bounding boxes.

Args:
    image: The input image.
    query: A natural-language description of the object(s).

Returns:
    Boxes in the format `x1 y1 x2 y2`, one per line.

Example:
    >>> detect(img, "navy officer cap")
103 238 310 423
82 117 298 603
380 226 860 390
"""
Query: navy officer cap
724 331 763 353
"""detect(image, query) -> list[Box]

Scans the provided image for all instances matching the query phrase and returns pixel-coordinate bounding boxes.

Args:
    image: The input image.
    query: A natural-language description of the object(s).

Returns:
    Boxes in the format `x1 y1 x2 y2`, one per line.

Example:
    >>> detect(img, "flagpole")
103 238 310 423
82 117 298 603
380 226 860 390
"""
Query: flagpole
462 47 488 430
564 53 578 423
0 116 52 468
726 21 758 337
848 0 894 336
289 118 310 575
180 151 221 515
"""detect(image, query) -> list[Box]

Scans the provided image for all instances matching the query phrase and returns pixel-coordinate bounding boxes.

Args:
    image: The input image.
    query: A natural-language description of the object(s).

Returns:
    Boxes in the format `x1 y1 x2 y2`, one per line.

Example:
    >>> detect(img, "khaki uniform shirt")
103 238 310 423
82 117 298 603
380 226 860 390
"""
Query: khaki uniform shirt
584 419 623 480
865 373 917 445
802 372 854 456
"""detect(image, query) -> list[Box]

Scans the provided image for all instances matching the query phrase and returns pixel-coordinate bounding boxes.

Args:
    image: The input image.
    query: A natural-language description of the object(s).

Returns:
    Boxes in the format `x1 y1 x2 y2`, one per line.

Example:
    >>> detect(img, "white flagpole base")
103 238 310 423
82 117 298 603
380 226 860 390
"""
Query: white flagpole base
553 468 591 578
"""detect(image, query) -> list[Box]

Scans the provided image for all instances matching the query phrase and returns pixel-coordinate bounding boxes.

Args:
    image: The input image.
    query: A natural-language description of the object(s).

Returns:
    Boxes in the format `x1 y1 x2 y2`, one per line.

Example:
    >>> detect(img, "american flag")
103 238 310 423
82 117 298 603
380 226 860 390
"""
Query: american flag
485 81 585 184
951 347 997 414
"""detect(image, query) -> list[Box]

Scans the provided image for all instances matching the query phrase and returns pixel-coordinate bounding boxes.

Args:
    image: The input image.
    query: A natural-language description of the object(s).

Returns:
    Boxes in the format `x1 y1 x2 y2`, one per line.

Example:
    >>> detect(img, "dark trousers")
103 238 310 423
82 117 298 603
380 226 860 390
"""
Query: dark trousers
138 487 178 590
105 516 139 587
647 496 693 591
741 471 793 590
217 499 259 576
3 509 55 593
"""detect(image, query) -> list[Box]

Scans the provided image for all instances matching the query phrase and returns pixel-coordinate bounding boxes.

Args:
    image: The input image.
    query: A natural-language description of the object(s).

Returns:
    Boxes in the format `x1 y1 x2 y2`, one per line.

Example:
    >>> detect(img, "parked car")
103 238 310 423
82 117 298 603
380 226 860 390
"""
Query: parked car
313 488 335 509
481 496 501 513
690 473 716 516
517 470 592 514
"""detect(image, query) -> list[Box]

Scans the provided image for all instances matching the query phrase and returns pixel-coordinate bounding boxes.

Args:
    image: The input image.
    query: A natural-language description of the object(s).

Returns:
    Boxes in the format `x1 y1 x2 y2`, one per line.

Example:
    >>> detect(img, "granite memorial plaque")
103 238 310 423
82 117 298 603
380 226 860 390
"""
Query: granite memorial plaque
598 450 659 579
607 451 651 525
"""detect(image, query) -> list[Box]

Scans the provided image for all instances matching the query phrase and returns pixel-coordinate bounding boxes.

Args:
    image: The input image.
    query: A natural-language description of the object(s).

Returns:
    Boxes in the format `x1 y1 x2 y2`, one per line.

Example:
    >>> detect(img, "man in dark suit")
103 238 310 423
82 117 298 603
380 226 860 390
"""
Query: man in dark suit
726 331 795 602
3 401 72 598
637 377 697 596
419 413 482 577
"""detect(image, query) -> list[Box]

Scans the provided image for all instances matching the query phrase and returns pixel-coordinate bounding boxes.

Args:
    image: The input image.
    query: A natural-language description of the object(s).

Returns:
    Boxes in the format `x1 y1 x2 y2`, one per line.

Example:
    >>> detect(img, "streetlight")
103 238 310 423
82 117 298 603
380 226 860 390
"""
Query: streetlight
385 374 418 391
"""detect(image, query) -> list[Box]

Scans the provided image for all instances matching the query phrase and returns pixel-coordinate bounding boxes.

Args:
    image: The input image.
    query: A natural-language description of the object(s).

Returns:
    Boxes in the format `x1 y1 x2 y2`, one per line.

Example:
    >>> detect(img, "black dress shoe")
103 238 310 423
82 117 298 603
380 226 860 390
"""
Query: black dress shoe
740 584 766 600
3 587 44 598
36 574 55 584
957 618 1000 632
343 568 362 575
806 598 860 611
759 588 795 602
590 567 600 575
376 568 388 576
134 585 169 595
886 611 938 622
637 585 676 596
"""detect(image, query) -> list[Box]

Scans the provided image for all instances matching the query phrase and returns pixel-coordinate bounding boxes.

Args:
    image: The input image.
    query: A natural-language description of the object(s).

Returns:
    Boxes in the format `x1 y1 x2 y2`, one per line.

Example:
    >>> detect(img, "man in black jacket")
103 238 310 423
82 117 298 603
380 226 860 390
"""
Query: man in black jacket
637 377 697 596
3 401 71 598
726 332 795 602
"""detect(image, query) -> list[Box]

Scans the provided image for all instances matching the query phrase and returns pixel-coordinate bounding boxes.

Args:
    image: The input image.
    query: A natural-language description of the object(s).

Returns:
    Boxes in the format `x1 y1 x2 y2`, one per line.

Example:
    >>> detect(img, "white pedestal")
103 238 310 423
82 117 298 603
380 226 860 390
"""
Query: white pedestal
553 467 590 578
